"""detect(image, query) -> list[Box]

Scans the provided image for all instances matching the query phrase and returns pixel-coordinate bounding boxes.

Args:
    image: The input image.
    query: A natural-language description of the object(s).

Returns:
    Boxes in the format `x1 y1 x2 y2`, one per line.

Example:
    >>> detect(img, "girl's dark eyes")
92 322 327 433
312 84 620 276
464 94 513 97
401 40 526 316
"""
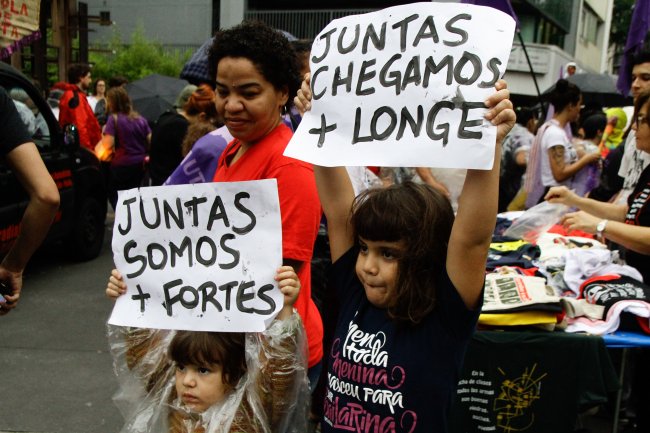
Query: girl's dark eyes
198 367 212 374
176 364 186 372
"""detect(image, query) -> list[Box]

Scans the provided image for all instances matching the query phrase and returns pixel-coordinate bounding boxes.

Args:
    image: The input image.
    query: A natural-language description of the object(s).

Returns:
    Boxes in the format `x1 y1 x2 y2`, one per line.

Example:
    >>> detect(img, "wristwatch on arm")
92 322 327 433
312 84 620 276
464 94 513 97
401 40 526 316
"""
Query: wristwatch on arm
596 219 608 240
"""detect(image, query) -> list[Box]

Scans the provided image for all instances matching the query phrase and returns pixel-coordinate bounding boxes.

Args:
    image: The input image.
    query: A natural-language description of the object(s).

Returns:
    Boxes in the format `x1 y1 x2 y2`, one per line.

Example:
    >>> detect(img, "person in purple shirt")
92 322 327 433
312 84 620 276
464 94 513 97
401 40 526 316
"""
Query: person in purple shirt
97 86 151 209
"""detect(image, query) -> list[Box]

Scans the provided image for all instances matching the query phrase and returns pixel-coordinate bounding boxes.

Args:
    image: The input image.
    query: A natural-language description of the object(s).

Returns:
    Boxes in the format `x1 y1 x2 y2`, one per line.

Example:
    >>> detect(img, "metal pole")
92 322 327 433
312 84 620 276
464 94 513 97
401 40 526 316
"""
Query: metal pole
517 31 543 106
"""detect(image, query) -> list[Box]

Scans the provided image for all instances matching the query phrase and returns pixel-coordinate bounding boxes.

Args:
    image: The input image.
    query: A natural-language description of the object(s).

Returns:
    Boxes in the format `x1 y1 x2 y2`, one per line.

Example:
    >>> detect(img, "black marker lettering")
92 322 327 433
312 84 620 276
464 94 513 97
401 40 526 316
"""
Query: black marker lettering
459 102 484 139
147 242 168 270
362 22 386 54
352 108 372 144
426 101 454 145
371 107 397 141
118 197 137 235
162 279 183 316
356 59 377 96
391 13 419 52
207 195 230 231
124 240 147 278
444 13 470 47
232 192 256 234
332 62 354 96
195 236 217 266
423 55 454 86
311 66 329 100
199 281 222 312
337 24 360 54
413 16 439 47
184 196 208 227
163 198 184 229
479 57 501 88
379 54 402 95
236 280 256 313
312 27 337 63
140 197 161 229
454 51 481 85
401 55 421 90
219 233 240 270
169 237 192 267
219 281 238 310
179 284 199 310
254 284 276 315
397 105 424 140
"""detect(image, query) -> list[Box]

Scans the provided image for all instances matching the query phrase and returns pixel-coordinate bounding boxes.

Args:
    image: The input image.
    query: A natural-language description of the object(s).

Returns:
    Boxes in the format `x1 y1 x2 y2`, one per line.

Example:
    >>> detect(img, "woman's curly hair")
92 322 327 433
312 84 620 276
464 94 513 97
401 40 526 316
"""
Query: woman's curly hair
208 21 301 111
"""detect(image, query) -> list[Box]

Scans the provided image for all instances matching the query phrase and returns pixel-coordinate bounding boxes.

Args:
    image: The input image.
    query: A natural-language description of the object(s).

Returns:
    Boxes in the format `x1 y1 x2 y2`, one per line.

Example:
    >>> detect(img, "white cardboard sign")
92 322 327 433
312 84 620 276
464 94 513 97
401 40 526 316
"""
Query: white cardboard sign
284 2 516 168
108 180 283 332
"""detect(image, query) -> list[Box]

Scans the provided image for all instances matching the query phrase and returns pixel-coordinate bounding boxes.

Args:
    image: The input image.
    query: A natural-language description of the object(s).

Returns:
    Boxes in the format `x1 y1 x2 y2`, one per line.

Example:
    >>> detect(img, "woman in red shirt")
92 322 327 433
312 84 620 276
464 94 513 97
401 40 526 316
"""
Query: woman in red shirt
208 21 324 390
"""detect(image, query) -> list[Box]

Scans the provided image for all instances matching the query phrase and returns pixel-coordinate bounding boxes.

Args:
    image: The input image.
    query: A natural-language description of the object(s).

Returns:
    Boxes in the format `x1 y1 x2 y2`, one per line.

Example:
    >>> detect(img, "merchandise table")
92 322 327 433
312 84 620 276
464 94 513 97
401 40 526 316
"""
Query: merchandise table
449 330 622 433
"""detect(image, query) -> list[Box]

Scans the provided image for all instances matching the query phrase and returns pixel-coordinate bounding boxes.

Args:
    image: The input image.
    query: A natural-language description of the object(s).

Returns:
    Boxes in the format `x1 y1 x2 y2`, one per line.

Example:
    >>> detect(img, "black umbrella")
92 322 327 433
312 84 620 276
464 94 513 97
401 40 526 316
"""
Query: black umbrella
544 72 632 107
126 74 189 122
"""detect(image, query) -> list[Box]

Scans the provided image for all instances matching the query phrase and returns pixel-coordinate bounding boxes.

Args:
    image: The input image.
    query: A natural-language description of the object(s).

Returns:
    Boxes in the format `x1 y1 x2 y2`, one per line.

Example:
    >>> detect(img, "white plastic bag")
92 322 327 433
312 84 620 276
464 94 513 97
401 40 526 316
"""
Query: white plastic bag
503 201 569 242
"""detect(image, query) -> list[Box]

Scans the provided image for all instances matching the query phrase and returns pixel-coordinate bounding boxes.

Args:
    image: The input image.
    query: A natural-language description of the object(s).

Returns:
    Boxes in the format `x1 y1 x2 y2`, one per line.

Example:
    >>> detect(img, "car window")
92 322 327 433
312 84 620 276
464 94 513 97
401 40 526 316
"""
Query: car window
2 84 52 150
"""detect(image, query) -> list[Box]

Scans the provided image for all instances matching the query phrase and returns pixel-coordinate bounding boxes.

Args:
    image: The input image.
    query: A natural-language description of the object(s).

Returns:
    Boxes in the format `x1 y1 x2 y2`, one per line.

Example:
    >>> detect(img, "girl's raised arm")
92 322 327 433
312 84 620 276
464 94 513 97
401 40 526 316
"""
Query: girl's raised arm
447 80 515 309
295 74 356 262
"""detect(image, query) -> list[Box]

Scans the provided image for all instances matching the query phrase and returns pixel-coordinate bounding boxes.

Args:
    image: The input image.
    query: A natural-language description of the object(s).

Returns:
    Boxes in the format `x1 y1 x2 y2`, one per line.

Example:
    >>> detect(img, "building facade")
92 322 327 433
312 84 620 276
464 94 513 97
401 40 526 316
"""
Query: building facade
82 0 614 103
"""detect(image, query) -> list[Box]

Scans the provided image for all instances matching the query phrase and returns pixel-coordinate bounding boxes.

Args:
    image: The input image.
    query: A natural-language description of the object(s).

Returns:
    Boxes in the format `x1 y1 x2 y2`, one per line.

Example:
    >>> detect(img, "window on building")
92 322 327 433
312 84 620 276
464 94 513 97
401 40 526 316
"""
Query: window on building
581 5 601 46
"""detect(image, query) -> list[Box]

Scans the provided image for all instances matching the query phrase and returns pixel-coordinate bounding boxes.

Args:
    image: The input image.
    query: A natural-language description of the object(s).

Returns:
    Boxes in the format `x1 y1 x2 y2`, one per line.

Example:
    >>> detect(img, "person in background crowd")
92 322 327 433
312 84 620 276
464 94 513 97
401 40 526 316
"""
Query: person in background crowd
0 87 60 315
88 79 107 126
498 106 537 212
208 21 324 394
524 79 600 207
545 89 650 433
51 63 102 150
616 50 650 205
108 75 128 89
147 84 196 186
179 84 220 156
97 86 151 209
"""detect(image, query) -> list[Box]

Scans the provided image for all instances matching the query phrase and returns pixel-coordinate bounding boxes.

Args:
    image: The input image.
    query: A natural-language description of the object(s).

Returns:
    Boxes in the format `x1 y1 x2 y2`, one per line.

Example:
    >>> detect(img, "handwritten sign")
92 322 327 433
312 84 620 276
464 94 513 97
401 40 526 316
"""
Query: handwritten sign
0 0 41 59
108 180 283 332
284 2 516 168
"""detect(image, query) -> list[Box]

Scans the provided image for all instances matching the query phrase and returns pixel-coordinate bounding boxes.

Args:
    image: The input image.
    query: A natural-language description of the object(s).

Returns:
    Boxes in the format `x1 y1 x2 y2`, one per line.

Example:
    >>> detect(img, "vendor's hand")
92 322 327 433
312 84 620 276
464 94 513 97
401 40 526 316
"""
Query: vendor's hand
561 211 599 234
544 186 577 205
294 73 312 116
0 264 22 316
106 268 127 300
484 79 515 145
275 265 300 320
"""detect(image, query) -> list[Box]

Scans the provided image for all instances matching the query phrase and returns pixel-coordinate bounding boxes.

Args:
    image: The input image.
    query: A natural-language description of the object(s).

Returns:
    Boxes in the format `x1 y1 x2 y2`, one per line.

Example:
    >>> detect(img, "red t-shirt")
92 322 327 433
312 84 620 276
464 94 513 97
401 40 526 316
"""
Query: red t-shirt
213 123 323 368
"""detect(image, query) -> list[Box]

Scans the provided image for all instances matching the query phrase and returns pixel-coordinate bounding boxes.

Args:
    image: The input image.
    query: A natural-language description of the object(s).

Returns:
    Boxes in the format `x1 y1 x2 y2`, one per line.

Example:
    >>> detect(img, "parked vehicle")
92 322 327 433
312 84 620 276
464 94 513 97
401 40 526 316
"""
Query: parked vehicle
0 62 107 261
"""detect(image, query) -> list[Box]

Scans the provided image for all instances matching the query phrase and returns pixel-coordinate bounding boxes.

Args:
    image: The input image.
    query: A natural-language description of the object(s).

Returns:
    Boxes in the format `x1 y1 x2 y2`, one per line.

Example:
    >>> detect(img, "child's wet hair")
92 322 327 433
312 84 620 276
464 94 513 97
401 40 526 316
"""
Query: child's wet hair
169 331 247 388
351 181 455 324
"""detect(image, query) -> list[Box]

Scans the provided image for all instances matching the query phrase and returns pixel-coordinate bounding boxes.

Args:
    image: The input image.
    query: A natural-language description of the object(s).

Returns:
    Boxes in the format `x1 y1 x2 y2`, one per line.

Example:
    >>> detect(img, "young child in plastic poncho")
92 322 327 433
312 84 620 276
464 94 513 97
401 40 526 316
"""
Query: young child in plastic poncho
105 266 309 433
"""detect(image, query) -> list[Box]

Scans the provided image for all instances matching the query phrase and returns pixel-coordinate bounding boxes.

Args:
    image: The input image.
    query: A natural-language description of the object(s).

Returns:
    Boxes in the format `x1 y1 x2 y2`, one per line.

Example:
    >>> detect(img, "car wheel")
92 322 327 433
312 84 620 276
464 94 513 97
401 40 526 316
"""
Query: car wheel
69 197 105 261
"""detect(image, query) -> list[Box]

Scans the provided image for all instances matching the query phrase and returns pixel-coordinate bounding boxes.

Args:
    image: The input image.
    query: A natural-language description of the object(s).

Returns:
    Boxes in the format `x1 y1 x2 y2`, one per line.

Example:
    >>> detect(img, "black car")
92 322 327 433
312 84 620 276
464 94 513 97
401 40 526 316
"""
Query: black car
0 62 107 260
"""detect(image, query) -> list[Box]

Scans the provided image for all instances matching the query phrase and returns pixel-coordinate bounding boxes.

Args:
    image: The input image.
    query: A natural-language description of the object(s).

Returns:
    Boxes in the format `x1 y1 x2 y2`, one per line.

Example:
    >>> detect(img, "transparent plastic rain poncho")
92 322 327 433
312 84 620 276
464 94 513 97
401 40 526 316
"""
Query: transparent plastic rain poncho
107 311 309 433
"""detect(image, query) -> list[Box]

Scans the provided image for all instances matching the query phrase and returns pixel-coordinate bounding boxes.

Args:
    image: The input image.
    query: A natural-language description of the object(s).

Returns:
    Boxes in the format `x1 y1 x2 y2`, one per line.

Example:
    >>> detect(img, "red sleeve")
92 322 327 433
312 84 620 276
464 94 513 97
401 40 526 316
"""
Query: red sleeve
272 161 321 262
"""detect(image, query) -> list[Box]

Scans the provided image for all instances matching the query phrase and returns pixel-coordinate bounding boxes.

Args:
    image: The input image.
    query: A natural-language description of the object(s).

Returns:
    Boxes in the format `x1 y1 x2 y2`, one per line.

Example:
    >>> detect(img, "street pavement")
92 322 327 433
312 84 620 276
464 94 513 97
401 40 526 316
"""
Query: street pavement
0 224 123 433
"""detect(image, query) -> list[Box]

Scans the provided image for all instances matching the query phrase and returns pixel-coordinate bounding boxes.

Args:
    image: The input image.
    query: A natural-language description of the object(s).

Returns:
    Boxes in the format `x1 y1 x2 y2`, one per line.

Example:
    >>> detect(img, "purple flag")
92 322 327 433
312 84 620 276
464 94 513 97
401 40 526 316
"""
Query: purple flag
617 0 650 96
461 0 519 30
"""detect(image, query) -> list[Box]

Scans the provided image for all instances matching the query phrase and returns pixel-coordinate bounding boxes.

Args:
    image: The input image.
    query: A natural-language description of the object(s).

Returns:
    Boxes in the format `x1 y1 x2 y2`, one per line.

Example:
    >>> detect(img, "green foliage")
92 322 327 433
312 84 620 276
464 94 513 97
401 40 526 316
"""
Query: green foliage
610 0 635 50
89 24 192 83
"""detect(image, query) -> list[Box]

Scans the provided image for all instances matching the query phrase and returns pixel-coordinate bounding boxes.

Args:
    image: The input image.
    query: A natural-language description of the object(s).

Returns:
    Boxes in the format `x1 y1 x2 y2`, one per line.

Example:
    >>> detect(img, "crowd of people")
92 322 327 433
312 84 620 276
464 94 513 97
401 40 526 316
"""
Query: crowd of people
3 13 650 433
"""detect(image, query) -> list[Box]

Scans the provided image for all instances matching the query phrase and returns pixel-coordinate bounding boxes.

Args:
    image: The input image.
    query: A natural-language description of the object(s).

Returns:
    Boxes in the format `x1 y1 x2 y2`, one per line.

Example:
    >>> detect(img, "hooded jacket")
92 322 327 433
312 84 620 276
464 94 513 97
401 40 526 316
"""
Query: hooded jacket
52 82 101 150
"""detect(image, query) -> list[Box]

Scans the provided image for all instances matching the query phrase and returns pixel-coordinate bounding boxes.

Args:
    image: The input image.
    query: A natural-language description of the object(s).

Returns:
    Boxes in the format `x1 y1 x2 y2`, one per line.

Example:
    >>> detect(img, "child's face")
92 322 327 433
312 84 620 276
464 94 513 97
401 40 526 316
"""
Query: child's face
175 362 228 412
355 238 405 308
